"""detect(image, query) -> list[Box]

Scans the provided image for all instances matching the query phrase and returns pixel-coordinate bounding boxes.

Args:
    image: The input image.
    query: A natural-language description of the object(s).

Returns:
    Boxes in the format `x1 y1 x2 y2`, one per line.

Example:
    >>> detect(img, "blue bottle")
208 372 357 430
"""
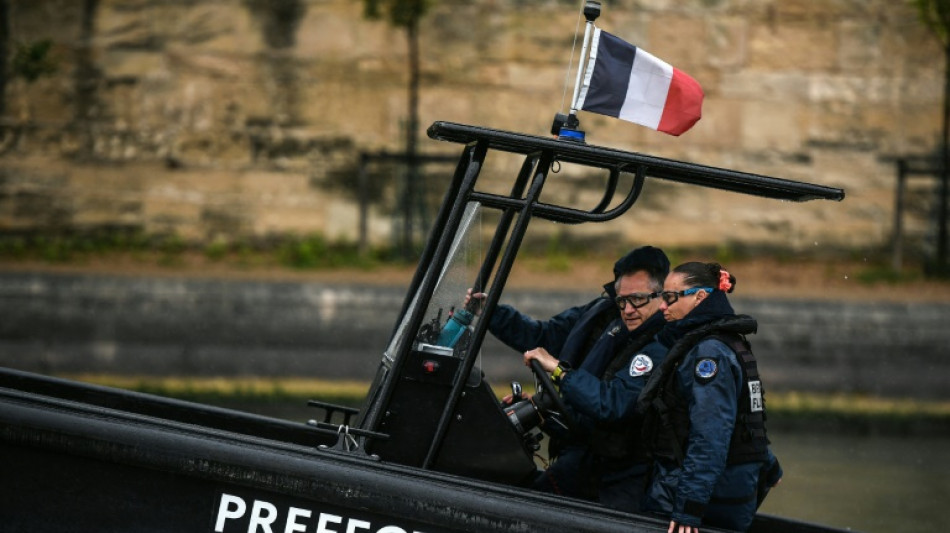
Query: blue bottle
436 308 474 348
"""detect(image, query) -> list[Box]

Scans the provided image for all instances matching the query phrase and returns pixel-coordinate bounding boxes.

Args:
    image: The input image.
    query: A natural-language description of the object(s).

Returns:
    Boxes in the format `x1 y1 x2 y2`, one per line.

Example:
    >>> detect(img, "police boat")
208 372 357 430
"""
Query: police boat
0 119 851 532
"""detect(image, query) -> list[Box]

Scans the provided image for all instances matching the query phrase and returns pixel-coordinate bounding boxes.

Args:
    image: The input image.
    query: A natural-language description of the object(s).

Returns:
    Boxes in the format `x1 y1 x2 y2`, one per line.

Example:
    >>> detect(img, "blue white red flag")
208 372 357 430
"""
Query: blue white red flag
575 28 704 136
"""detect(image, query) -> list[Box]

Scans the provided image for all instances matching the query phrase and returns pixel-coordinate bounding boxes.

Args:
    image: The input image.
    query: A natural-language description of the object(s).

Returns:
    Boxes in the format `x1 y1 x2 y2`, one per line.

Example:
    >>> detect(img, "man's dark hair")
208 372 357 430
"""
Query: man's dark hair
613 245 669 292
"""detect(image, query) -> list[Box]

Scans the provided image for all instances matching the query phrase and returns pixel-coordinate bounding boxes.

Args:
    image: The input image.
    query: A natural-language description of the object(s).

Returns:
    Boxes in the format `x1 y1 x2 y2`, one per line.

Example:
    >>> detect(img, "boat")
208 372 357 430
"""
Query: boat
0 120 848 532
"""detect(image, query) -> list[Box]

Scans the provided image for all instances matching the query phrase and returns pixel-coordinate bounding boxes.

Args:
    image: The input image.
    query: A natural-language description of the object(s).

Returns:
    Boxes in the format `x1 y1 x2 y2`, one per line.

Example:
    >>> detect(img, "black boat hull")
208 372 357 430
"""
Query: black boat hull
1 369 846 533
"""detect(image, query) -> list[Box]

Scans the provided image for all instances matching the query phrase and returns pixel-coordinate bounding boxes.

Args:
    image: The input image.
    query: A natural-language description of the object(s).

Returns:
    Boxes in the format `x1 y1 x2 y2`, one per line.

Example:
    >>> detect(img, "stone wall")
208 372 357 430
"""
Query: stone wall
2 270 948 400
0 0 944 254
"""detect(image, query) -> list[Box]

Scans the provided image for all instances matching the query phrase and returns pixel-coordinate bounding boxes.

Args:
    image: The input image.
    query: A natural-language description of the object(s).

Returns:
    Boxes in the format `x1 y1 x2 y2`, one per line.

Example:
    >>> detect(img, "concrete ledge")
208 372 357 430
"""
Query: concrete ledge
1 271 948 399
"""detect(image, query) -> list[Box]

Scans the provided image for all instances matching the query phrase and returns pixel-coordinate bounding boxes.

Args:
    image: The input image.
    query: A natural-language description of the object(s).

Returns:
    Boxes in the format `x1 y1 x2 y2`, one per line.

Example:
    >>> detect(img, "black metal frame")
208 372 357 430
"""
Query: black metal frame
891 157 946 271
357 121 845 471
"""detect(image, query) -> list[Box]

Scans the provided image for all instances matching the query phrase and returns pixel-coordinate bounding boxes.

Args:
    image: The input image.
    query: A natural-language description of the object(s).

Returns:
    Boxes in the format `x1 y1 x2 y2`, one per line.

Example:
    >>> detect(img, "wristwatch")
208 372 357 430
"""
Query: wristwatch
552 361 572 383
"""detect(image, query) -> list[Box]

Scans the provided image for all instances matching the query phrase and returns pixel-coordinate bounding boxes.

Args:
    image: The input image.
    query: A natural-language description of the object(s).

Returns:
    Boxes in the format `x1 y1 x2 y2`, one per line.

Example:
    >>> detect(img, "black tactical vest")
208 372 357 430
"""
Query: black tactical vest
585 318 665 463
637 316 769 466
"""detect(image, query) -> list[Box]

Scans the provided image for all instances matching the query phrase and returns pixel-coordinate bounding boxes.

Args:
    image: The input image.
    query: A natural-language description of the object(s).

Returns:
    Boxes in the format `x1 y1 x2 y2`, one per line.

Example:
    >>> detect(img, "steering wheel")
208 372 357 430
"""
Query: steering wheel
528 359 578 433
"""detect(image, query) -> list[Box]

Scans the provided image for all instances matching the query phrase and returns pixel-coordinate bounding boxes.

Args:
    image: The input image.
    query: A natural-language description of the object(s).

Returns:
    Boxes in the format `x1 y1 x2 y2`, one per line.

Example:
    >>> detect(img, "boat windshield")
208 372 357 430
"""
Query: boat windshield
383 201 484 364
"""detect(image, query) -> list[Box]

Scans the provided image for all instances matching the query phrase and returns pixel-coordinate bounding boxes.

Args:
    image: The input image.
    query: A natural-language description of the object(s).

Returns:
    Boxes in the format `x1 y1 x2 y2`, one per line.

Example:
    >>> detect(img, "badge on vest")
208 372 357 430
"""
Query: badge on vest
694 358 718 384
630 354 653 376
749 380 764 412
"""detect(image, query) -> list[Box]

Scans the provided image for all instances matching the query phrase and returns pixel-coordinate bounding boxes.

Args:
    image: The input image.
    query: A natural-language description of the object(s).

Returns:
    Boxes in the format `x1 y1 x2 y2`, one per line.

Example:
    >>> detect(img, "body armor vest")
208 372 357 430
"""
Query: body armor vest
585 318 665 463
637 316 769 466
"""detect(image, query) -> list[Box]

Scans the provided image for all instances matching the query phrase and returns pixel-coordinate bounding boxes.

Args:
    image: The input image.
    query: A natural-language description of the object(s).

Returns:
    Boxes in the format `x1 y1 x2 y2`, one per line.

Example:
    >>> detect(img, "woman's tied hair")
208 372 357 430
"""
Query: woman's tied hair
718 269 733 292
673 261 737 294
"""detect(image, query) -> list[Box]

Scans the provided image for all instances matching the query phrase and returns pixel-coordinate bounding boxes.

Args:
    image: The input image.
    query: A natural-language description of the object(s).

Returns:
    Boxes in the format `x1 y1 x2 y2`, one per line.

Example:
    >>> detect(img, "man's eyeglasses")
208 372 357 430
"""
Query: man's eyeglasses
615 292 658 310
659 287 713 305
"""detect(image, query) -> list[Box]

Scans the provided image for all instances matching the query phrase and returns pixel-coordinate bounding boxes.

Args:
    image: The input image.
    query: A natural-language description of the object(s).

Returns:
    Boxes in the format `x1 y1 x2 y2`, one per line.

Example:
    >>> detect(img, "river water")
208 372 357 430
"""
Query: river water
759 430 950 533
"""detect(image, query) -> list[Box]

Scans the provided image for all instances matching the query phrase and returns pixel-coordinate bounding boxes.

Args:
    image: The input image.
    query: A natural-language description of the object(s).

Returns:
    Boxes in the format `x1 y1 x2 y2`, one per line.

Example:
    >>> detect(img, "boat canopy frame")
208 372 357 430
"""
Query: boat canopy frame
355 121 845 472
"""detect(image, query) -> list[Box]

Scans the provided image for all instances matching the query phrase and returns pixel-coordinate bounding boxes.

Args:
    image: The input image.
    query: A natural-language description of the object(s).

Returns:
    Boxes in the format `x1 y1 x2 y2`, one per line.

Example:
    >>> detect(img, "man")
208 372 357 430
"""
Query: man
476 245 669 511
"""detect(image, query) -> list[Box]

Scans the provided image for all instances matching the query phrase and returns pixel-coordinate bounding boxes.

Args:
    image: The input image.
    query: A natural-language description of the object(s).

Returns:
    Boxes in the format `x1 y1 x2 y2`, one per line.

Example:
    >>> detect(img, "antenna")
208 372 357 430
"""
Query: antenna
551 0 601 143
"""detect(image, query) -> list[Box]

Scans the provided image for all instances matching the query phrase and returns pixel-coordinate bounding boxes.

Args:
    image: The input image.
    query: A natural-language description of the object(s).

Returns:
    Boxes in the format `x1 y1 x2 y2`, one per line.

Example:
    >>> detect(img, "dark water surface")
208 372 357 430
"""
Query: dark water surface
760 430 950 533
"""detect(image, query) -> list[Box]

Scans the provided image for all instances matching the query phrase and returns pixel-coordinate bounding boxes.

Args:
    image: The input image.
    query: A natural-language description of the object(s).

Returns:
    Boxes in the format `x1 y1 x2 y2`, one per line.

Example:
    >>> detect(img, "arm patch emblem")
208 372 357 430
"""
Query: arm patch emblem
694 358 718 384
630 354 653 376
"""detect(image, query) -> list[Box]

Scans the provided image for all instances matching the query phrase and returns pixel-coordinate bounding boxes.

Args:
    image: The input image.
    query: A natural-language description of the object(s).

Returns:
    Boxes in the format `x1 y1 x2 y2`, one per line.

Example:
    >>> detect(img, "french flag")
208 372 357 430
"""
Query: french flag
575 28 704 136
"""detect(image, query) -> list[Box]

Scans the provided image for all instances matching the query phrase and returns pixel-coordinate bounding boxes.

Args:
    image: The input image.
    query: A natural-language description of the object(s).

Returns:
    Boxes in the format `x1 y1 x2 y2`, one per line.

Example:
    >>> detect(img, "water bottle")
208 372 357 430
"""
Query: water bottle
436 308 474 348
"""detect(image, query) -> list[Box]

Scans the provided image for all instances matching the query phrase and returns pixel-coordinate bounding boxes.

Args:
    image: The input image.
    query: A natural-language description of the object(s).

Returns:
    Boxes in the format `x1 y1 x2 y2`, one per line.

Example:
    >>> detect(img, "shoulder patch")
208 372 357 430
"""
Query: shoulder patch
630 354 653 376
694 358 718 384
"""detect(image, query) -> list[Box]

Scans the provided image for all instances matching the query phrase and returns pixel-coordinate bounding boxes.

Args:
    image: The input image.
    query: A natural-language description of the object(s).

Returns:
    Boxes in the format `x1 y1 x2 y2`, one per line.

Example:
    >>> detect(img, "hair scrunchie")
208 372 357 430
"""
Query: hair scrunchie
718 270 733 292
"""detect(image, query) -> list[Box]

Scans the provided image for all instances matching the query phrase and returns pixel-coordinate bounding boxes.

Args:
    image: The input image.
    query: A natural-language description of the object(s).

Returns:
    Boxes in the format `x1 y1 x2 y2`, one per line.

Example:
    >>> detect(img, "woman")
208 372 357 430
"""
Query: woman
638 262 781 533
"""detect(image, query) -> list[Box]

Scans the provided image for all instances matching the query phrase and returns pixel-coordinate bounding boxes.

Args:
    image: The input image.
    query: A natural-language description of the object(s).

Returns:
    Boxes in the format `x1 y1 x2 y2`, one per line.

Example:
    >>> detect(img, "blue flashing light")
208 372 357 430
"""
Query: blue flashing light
558 128 586 143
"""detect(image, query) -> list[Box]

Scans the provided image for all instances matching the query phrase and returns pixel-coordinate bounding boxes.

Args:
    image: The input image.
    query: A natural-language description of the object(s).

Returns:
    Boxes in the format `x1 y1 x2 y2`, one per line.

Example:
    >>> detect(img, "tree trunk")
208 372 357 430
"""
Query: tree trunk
74 0 100 157
939 41 950 273
402 17 421 257
0 0 9 119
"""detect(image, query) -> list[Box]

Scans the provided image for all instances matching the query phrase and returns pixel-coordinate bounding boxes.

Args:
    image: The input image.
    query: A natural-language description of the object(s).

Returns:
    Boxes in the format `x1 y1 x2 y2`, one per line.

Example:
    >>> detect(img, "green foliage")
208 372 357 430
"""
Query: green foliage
0 229 394 271
767 391 950 435
852 265 923 284
11 39 58 83
0 231 148 263
277 234 381 270
158 234 186 254
0 236 27 258
363 0 432 28
913 0 950 44
278 234 328 268
542 230 571 272
204 239 230 261
714 243 736 265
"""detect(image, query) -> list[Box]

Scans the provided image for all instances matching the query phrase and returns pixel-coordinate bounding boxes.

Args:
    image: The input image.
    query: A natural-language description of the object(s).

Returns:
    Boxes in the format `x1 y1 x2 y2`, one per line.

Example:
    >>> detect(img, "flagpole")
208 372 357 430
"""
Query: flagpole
552 1 600 141
569 1 601 115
